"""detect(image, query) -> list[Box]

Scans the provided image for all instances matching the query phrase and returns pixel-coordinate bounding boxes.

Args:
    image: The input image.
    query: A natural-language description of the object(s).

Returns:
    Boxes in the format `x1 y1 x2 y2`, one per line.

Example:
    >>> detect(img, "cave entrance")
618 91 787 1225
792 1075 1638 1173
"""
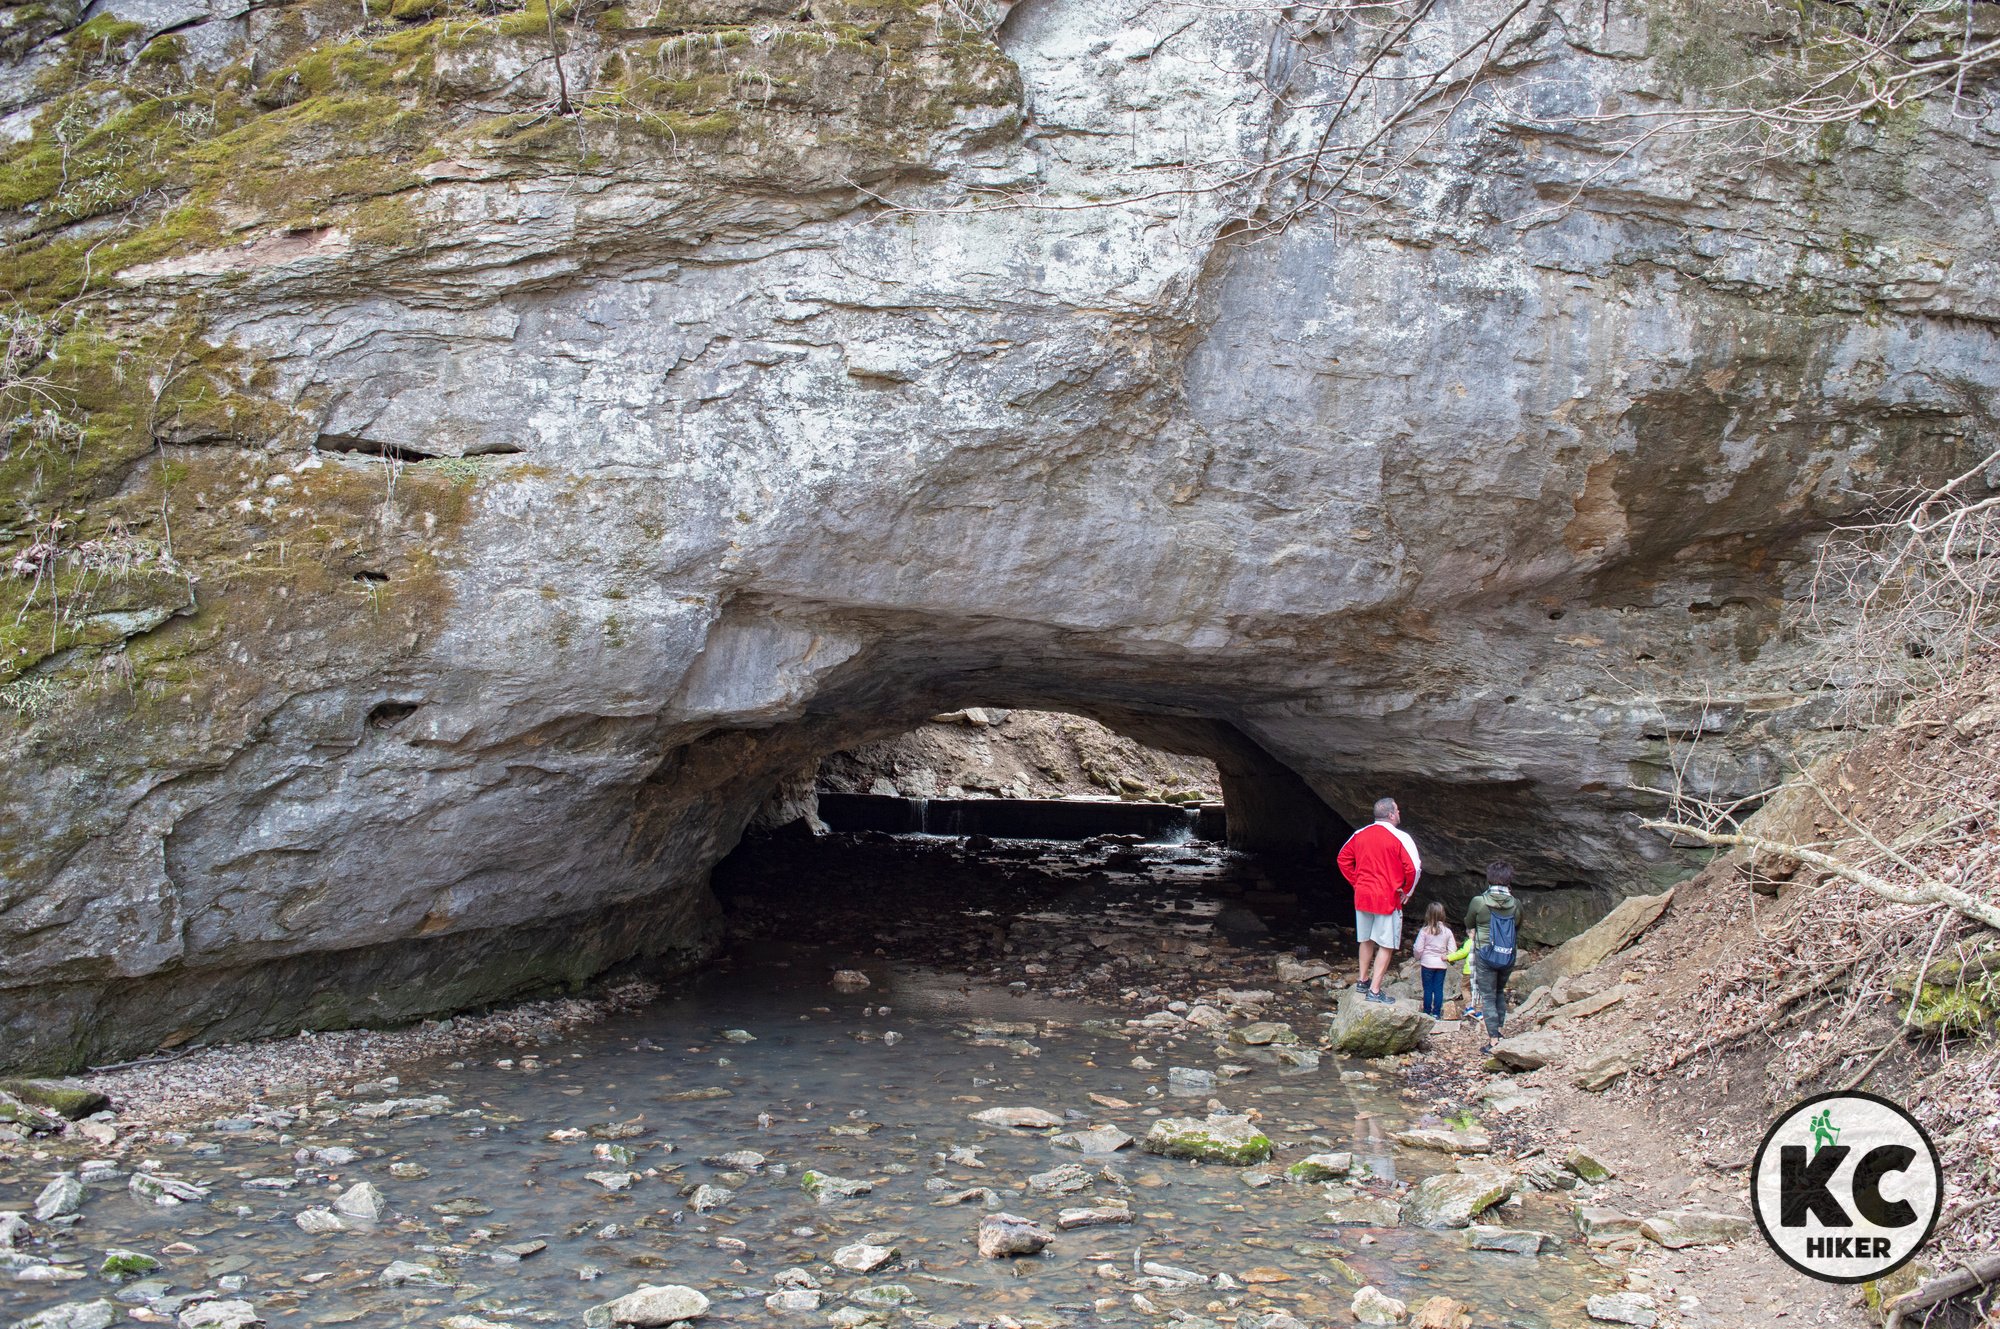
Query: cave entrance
708 705 1361 955
814 708 1229 843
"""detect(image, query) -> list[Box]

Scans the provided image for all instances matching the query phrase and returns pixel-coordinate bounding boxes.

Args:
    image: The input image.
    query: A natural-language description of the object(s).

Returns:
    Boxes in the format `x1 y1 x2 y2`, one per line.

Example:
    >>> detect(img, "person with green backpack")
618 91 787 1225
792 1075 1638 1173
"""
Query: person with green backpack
1463 860 1520 1049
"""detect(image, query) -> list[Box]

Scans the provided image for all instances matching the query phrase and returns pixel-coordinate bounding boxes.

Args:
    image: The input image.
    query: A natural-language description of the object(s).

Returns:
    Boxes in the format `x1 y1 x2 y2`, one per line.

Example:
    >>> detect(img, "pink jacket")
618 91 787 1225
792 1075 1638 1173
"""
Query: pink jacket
1412 924 1456 968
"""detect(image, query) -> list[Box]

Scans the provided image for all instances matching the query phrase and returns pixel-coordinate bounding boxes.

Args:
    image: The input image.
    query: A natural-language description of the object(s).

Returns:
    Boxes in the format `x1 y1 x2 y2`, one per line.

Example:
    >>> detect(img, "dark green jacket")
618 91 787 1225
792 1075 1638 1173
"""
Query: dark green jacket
1464 888 1518 948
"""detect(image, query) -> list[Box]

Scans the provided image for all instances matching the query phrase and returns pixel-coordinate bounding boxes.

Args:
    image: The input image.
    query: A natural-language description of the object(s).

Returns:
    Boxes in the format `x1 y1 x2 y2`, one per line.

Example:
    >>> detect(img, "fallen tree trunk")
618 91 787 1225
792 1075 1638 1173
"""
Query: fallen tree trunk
1882 1252 2000 1328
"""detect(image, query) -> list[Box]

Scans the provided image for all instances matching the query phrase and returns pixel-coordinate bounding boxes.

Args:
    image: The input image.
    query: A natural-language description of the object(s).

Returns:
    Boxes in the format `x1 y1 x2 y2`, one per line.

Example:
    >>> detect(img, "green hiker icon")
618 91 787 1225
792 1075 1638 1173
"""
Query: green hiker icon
1810 1109 1840 1156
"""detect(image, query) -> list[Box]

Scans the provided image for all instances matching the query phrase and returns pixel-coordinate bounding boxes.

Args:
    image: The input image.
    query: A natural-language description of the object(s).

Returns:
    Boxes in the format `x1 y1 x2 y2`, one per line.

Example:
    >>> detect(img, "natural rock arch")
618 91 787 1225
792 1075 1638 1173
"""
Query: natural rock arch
4 0 1998 1070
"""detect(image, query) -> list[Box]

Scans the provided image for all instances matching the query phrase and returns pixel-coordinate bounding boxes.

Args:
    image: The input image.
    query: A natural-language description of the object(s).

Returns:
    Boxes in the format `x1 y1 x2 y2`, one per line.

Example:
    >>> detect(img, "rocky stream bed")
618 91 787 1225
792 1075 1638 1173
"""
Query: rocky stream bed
4 835 1725 1329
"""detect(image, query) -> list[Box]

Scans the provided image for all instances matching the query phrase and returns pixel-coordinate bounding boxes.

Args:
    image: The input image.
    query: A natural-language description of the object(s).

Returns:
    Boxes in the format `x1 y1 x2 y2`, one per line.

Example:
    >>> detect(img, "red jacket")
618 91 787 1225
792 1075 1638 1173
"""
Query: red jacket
1337 821 1420 915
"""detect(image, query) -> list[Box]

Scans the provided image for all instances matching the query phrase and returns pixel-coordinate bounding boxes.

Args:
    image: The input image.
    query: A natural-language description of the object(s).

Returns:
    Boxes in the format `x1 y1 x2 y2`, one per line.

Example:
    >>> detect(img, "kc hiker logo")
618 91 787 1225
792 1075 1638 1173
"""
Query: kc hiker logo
1750 1091 1943 1283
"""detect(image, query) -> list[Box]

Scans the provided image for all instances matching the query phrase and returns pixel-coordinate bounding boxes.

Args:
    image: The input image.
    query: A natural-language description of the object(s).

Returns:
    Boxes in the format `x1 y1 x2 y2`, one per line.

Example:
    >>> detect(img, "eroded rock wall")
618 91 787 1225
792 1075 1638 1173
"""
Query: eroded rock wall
1 0 1995 1068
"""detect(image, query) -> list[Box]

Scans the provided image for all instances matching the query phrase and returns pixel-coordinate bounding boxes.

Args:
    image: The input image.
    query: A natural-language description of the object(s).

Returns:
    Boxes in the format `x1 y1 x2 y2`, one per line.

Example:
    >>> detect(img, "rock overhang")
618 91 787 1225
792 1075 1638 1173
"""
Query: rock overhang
2 0 1996 1069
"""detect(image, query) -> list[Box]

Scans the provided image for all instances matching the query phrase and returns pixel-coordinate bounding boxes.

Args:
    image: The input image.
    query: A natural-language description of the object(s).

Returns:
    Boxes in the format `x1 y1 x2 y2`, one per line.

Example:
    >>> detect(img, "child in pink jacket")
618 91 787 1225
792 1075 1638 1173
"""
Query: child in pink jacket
1411 902 1456 1018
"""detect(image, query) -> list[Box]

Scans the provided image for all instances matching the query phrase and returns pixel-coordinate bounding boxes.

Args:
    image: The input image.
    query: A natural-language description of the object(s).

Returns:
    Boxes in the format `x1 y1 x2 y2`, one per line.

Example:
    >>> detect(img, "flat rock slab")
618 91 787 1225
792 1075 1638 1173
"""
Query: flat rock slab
1141 1114 1272 1165
833 1243 897 1273
1572 1052 1631 1092
593 1285 710 1326
1324 1197 1404 1226
1285 1152 1352 1181
1638 1209 1754 1248
1519 892 1673 991
1050 1124 1133 1153
1489 1031 1563 1070
1057 1202 1132 1229
1574 1206 1643 1241
1585 1292 1658 1326
1467 1224 1555 1254
968 1107 1063 1129
1393 1128 1491 1154
1228 1021 1299 1046
1325 990 1433 1058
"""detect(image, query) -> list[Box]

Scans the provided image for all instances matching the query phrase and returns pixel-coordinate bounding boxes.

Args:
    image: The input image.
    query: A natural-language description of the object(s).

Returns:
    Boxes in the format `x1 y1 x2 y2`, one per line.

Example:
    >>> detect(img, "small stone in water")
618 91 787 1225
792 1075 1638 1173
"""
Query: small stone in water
295 1208 345 1234
586 1171 639 1191
596 1283 710 1325
11 1300 118 1329
34 1174 83 1221
719 1029 757 1043
799 1171 872 1204
177 1301 264 1328
377 1260 450 1287
978 1213 1052 1259
1352 1285 1408 1325
687 1184 733 1212
967 1107 1063 1129
1057 1202 1133 1229
766 1290 820 1312
99 1249 161 1281
833 1243 897 1273
388 1163 428 1179
332 1181 386 1222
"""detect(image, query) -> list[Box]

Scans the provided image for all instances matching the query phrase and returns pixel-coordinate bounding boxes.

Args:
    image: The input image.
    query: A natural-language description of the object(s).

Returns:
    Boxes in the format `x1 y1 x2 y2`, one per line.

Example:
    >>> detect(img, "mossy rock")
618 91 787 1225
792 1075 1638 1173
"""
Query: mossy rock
1141 1114 1272 1166
0 1090 67 1132
0 1078 110 1119
100 1248 161 1280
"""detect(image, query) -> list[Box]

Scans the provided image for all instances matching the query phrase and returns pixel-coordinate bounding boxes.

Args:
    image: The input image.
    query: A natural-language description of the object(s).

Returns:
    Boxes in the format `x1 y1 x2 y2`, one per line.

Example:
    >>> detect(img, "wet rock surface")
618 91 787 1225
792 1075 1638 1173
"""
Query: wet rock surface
4 835 1629 1327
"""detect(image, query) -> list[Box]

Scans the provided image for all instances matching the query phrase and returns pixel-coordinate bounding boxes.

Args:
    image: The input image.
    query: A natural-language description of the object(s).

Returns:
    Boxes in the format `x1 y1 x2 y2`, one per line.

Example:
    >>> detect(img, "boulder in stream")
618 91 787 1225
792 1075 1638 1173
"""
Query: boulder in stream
1405 1171 1514 1229
1325 990 1432 1057
1142 1114 1272 1165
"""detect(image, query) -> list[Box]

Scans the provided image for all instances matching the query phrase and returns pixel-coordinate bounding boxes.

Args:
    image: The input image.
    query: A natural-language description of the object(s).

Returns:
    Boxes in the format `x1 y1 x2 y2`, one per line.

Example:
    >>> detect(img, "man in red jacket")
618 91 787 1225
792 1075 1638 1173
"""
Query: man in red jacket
1336 797 1422 1003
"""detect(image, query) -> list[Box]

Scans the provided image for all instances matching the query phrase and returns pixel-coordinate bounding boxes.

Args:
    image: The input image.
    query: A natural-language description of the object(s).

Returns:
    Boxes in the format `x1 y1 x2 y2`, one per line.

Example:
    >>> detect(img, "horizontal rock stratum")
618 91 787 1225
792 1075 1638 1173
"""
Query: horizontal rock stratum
1 0 1996 1069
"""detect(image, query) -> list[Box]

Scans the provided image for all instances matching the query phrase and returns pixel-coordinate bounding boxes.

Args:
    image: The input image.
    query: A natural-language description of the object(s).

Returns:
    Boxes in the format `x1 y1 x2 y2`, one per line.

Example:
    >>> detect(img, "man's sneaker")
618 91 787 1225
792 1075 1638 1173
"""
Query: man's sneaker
1367 989 1393 1004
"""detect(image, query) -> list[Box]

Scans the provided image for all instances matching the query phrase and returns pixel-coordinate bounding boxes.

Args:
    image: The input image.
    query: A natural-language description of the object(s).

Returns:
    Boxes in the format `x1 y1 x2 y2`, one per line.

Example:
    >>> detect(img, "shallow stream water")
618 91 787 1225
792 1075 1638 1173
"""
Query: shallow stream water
5 839 1621 1328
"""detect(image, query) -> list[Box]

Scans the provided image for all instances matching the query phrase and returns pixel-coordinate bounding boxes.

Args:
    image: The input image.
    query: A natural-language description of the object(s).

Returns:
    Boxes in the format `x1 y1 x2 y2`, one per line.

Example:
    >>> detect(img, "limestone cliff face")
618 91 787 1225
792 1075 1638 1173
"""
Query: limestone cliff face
1 0 1995 1068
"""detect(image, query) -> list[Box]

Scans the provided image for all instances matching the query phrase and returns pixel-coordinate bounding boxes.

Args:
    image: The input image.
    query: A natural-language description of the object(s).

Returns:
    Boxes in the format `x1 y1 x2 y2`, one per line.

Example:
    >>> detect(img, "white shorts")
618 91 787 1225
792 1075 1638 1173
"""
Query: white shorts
1355 909 1402 949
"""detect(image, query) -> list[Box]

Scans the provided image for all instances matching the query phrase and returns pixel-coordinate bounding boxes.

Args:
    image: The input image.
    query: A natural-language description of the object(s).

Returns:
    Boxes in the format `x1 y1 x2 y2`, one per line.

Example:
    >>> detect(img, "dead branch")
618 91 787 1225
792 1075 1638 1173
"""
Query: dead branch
1638 820 2000 933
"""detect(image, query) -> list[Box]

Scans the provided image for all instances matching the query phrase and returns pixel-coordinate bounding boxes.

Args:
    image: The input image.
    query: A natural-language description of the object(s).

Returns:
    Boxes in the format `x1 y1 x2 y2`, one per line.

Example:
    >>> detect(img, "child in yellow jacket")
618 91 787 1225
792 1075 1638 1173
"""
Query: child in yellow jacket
1446 937 1478 1020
